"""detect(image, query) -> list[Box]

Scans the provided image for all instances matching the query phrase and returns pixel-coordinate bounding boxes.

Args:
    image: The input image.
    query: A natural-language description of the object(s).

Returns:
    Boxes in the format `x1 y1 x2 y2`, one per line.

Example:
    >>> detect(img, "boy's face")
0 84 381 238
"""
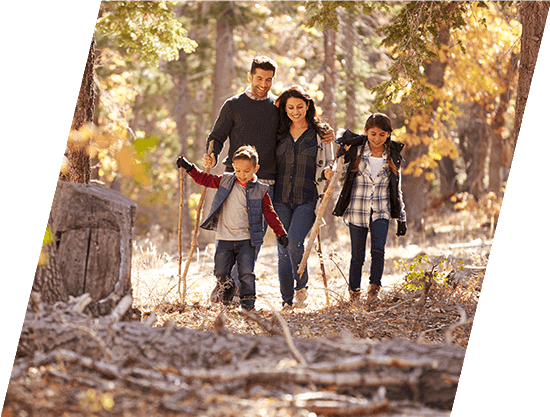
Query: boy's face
248 68 274 99
233 158 259 185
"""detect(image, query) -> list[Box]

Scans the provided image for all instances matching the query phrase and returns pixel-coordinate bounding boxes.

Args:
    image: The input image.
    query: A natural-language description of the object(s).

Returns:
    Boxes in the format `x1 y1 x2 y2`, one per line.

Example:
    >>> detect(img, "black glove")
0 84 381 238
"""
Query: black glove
176 155 194 172
336 145 347 158
396 221 407 237
277 234 289 248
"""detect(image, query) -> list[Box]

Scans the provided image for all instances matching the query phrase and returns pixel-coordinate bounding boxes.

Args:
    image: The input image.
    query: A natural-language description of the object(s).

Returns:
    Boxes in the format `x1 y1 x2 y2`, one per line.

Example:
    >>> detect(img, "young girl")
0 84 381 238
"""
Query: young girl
332 113 407 304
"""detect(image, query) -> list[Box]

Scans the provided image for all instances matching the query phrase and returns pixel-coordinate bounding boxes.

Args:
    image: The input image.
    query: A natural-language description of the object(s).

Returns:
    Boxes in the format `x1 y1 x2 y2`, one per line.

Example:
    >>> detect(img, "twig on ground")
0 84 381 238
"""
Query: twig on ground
270 305 308 365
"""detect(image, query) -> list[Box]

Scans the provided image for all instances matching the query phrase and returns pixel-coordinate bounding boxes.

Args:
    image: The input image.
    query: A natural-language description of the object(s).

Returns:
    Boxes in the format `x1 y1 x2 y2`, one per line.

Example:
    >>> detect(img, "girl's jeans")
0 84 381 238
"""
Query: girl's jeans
214 239 256 309
348 218 389 291
274 201 316 306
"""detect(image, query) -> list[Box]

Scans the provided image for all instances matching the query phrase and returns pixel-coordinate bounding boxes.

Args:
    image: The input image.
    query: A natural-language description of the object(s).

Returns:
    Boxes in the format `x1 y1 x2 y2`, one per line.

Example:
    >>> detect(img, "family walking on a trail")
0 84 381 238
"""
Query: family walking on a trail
176 55 407 313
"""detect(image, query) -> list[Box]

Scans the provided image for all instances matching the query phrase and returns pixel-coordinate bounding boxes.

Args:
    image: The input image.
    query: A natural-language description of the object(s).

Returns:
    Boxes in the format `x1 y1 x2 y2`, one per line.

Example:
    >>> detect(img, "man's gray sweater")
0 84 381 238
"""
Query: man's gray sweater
206 91 279 181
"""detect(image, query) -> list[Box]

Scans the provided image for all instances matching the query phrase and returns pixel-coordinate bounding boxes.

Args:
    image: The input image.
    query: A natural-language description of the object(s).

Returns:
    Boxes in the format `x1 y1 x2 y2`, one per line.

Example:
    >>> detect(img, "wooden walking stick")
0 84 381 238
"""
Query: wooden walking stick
316 232 330 306
177 166 185 288
178 141 214 302
297 155 344 278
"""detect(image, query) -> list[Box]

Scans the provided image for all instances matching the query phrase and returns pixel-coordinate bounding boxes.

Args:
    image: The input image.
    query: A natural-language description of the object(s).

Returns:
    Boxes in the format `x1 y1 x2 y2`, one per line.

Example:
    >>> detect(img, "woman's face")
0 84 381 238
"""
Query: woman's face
285 97 309 125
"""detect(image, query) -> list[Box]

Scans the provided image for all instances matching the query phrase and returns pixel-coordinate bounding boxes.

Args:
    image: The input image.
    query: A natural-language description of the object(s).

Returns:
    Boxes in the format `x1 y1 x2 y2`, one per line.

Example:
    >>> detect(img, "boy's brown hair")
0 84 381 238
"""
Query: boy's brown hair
233 145 259 167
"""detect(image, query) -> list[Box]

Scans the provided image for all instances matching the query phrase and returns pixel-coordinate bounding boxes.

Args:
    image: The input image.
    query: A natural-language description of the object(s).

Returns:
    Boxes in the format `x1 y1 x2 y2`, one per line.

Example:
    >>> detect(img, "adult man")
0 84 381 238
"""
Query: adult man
202 56 280 182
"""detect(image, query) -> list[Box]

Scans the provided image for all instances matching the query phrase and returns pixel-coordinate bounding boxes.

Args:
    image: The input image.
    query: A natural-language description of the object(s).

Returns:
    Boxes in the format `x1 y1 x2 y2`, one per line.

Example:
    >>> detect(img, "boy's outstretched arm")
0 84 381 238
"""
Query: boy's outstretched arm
176 155 221 189
262 193 288 247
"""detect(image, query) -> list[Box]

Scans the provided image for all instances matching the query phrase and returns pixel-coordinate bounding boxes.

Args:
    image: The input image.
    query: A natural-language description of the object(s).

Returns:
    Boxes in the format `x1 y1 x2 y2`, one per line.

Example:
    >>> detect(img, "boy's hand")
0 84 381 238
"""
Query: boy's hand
277 234 289 248
202 153 215 169
323 167 334 181
176 155 194 172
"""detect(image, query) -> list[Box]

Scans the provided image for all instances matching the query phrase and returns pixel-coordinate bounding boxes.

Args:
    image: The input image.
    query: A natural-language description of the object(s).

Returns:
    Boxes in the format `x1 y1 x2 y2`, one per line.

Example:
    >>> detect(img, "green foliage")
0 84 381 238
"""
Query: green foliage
96 1 197 66
305 1 382 31
394 254 464 291
38 226 54 267
304 1 499 115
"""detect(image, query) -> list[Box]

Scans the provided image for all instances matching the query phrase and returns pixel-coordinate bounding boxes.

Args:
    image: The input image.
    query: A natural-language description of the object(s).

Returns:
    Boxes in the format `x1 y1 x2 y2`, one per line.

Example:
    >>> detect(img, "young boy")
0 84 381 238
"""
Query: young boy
177 145 288 311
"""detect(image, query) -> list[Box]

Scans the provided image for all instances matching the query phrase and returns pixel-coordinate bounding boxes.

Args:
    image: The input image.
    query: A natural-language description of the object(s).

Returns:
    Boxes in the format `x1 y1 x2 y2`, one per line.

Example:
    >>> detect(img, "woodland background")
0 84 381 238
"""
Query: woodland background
79 1 525 247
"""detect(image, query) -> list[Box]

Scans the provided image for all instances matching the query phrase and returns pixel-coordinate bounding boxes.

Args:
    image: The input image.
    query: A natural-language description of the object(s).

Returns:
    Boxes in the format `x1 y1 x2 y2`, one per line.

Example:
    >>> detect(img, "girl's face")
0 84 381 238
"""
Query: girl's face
365 125 390 153
285 97 309 125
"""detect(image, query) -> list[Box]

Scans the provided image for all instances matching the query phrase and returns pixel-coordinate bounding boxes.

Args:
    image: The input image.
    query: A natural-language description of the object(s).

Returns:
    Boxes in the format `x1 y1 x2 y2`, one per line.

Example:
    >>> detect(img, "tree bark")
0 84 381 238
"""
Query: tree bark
59 35 96 184
202 2 236 245
33 182 137 316
320 28 338 240
511 1 550 149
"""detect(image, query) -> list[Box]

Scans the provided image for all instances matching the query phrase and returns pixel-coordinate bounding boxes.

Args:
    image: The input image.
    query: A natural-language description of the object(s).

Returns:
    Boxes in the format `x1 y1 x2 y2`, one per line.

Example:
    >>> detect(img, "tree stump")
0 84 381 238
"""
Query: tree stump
33 181 137 316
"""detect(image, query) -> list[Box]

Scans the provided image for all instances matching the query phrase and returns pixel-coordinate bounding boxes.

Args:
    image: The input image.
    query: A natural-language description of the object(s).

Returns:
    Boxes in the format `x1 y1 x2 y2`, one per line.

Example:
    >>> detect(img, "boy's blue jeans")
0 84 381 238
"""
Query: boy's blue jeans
348 218 389 291
274 201 316 306
214 239 256 309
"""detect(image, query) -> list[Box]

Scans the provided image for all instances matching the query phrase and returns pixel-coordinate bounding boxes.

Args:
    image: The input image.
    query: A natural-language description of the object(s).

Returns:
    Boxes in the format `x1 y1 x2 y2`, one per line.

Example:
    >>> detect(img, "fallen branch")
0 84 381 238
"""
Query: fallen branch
271 305 308 365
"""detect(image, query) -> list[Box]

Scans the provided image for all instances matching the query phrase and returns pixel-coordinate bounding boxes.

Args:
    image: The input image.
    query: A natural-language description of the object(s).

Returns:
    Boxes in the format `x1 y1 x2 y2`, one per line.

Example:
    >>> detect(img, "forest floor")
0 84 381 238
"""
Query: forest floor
3 205 491 417
133 205 489 346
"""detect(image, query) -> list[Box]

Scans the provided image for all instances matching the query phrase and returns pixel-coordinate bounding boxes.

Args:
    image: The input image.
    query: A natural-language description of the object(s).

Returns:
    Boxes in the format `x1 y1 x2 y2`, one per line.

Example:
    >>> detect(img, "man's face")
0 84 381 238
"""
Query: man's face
248 68 274 99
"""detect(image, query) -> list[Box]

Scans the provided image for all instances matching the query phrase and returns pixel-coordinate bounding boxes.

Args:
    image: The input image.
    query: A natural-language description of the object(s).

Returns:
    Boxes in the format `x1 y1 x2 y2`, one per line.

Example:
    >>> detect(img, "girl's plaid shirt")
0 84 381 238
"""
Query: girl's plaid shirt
342 145 401 227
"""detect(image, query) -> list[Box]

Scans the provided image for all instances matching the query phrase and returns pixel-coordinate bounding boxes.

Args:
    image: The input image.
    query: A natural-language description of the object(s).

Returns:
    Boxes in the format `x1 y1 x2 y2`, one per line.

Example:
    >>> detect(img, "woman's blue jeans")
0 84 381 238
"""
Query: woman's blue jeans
348 218 389 291
274 201 316 306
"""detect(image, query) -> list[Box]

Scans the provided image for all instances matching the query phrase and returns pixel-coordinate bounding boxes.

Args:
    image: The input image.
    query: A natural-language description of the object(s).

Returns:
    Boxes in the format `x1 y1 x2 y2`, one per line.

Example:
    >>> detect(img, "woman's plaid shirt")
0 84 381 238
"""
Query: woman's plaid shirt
343 144 405 227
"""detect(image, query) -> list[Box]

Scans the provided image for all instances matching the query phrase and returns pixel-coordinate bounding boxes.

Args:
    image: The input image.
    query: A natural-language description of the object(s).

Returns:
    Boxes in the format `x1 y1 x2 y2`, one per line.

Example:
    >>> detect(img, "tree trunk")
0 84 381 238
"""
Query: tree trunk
343 14 357 130
402 26 450 230
459 102 488 200
511 1 550 149
203 3 236 245
171 46 193 249
59 35 95 184
320 28 338 241
488 52 518 195
33 182 137 316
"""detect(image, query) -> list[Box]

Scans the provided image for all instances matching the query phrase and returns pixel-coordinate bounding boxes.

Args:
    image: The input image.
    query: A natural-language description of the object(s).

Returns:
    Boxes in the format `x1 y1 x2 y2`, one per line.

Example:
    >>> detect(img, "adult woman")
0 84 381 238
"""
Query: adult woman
273 86 334 311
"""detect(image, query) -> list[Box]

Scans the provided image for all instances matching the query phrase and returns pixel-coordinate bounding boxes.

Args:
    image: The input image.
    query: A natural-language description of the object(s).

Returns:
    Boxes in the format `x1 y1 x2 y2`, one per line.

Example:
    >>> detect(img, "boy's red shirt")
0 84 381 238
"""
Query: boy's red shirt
188 167 287 238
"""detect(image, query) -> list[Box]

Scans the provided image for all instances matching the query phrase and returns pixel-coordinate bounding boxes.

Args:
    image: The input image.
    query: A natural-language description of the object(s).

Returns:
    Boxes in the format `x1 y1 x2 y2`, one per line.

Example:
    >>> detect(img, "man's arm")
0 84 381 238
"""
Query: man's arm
204 100 234 168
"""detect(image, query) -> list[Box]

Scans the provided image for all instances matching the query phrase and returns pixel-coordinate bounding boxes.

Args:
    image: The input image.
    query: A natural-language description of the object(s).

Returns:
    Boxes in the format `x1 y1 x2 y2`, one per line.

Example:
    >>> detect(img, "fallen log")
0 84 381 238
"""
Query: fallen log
8 295 466 415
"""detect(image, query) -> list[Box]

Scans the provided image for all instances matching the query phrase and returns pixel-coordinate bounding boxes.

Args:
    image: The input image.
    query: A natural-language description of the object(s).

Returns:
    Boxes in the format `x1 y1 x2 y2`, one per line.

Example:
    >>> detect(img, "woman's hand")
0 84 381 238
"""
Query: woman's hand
320 123 335 143
324 167 335 181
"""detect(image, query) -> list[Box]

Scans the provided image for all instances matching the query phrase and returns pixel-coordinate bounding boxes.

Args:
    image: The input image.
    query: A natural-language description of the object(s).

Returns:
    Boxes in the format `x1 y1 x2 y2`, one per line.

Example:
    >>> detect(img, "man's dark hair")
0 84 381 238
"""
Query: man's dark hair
250 56 277 76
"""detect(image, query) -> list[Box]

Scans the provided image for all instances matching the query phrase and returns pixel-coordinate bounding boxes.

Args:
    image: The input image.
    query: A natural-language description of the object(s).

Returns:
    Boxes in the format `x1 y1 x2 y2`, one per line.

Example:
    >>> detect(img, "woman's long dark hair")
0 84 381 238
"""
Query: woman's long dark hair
276 85 324 141
352 113 398 175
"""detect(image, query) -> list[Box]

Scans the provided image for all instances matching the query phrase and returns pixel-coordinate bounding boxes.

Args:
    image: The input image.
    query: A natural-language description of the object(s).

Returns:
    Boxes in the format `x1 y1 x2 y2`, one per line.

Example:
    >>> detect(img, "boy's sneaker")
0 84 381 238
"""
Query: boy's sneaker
210 280 237 304
281 302 293 314
294 288 308 309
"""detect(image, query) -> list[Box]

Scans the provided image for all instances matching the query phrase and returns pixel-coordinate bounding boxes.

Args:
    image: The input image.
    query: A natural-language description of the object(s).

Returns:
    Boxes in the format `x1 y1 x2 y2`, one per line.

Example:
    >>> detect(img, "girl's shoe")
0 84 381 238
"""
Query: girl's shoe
294 288 308 309
366 284 381 304
349 289 361 302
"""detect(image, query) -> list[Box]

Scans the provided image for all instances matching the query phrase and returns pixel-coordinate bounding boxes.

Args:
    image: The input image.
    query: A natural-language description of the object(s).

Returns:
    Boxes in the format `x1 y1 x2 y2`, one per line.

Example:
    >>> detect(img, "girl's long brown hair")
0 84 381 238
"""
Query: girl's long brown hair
352 113 398 175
